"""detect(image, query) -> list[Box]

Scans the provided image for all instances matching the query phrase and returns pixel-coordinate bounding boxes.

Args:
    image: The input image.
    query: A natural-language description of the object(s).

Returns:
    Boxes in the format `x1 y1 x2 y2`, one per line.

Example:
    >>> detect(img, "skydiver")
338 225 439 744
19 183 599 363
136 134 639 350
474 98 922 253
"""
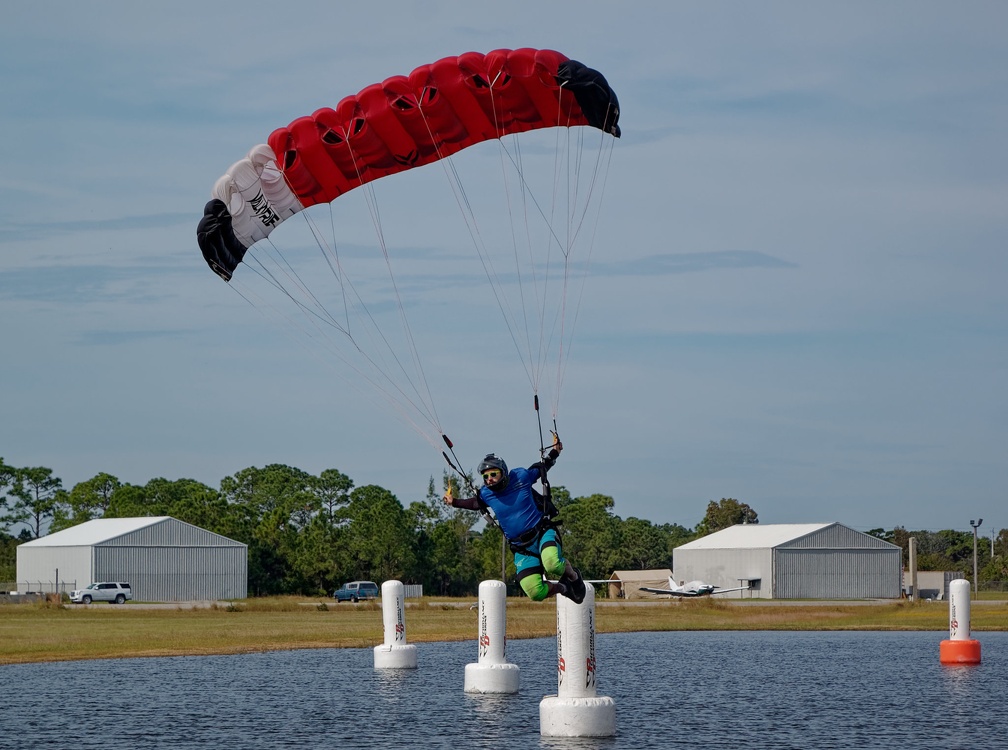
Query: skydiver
444 439 587 603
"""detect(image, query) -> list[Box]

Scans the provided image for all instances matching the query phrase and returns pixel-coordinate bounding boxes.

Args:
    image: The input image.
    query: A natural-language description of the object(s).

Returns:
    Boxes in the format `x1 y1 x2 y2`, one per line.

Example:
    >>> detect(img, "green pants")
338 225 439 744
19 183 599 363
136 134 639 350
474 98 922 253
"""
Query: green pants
514 527 565 601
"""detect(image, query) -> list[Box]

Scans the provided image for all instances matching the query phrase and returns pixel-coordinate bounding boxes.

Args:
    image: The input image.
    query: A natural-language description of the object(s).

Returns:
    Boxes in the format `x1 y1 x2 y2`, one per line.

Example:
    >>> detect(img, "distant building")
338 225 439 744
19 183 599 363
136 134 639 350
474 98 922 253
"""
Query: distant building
17 516 247 601
674 522 902 599
606 569 674 600
902 570 963 601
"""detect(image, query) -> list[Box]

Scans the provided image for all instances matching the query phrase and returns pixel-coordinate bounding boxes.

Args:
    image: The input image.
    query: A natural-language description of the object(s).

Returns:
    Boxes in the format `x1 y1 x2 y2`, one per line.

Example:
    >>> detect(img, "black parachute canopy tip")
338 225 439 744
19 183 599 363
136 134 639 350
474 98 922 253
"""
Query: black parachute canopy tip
197 199 248 282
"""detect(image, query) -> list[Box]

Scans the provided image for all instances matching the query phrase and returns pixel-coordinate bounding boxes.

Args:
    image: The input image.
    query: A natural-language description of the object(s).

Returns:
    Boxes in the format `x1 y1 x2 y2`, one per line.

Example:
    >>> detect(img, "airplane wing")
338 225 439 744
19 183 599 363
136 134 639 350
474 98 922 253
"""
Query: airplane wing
638 585 751 597
638 587 701 597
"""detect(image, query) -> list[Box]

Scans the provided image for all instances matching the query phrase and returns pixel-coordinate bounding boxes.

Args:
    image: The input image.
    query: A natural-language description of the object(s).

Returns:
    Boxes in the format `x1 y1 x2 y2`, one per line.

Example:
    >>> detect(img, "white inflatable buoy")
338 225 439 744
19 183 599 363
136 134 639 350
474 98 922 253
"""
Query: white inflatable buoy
373 580 418 669
939 578 981 665
539 584 615 737
464 579 520 694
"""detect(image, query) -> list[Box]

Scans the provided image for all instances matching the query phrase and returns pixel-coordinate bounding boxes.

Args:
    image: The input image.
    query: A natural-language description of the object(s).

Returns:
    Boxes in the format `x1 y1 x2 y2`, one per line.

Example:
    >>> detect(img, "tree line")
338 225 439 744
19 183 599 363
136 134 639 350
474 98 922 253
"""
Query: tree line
1 456 1004 595
869 526 1008 585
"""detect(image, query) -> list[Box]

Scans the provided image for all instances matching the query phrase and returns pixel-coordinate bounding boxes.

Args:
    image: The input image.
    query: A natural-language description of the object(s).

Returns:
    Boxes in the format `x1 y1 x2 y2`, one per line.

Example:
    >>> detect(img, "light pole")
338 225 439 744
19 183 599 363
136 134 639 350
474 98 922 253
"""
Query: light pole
970 518 983 597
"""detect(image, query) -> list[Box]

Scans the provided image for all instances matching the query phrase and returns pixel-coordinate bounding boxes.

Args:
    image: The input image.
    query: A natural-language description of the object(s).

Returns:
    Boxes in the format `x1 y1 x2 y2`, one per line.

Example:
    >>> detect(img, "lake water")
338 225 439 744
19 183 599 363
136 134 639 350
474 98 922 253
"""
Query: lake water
3 631 1005 749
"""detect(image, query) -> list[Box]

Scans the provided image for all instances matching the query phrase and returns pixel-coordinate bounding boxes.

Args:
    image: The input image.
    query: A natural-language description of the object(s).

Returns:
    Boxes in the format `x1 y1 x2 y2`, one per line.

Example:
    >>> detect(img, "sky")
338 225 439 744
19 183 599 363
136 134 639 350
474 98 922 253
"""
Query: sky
1 2 1006 536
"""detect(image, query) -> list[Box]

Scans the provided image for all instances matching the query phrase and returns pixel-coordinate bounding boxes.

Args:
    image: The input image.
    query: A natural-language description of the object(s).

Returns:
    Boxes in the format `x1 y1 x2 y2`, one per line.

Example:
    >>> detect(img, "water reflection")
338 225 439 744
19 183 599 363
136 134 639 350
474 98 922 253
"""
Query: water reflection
3 631 1006 749
465 691 522 716
375 665 417 695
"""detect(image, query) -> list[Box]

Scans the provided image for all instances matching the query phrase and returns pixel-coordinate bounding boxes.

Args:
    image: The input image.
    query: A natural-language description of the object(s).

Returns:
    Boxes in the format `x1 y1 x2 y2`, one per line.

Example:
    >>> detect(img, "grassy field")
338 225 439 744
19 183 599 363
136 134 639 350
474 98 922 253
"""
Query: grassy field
2 596 1007 665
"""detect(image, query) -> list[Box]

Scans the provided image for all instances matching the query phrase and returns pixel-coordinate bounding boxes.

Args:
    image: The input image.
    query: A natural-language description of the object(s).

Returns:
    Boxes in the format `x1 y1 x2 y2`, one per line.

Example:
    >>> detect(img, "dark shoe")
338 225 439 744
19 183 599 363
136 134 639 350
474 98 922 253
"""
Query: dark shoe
560 567 586 605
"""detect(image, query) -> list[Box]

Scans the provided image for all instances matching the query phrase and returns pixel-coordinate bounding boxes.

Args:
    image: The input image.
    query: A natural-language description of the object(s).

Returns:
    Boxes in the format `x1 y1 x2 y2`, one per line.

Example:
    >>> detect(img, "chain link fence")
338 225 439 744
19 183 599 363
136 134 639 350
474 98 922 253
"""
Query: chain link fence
979 580 1008 593
1 580 78 596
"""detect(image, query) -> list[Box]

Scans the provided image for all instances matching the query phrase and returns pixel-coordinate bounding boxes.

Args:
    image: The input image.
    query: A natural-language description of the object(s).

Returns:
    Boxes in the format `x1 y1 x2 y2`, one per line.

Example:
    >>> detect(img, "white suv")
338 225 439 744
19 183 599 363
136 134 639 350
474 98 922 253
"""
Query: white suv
70 582 133 604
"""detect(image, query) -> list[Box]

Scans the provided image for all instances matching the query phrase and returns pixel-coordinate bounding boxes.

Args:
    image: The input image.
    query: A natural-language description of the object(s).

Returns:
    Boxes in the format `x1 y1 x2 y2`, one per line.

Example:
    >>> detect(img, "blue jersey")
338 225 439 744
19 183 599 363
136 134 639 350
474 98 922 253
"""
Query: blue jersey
478 466 543 540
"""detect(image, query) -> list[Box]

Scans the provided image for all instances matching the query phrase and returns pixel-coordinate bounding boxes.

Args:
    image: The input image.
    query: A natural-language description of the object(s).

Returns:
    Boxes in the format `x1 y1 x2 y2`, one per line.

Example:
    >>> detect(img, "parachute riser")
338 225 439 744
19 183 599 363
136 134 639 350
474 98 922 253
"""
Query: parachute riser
441 435 499 530
533 394 559 500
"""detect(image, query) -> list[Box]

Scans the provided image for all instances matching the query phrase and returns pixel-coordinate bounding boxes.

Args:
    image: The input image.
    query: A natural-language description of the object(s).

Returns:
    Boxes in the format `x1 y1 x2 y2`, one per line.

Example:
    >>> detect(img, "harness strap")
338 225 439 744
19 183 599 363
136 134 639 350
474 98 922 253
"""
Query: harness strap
507 517 558 557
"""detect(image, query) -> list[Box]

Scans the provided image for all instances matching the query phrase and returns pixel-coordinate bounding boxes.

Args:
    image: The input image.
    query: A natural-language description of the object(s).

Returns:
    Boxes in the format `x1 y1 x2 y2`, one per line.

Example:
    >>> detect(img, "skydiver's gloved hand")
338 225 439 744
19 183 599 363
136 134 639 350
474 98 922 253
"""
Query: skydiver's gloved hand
547 439 562 461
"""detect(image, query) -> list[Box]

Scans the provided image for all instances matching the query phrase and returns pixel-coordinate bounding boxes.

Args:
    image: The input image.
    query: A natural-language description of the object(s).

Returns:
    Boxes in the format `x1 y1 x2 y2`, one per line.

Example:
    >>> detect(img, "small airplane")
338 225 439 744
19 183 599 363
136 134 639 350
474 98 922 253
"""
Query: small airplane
639 576 751 598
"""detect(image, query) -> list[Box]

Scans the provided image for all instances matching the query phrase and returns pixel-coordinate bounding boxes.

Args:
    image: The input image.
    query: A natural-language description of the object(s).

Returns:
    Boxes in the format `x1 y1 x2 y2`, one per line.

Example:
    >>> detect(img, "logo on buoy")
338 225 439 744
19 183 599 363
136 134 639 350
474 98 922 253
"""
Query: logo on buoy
479 610 489 656
396 600 405 641
557 628 564 686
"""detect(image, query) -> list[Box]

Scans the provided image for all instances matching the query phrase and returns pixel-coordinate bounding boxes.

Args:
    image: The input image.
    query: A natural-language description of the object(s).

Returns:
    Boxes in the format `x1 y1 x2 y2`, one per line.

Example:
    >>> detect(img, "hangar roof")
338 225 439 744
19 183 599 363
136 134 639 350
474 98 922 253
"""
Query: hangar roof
20 517 173 547
677 523 832 550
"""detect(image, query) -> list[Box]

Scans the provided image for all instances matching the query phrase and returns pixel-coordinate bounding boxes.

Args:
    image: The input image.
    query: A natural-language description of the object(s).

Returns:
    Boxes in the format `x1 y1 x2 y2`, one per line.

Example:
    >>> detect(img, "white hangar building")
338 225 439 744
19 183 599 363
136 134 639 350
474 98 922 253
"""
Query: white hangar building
674 522 902 599
17 516 247 602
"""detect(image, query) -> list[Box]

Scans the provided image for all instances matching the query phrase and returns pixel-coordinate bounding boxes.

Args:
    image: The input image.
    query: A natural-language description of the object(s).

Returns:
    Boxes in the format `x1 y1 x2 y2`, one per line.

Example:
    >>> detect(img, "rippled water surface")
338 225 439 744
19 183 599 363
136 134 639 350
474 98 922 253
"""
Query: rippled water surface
4 631 1005 749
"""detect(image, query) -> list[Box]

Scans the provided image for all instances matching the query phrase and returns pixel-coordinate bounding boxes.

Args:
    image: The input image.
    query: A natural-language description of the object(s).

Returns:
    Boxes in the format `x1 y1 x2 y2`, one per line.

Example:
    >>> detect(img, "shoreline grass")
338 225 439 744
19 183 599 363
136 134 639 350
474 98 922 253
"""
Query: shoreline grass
2 596 1006 665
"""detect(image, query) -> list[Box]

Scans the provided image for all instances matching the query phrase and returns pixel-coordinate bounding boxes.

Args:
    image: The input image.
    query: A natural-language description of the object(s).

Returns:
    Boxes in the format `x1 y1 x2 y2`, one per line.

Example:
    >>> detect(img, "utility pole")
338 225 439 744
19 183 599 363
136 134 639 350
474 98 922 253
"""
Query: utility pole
970 518 983 597
908 537 918 600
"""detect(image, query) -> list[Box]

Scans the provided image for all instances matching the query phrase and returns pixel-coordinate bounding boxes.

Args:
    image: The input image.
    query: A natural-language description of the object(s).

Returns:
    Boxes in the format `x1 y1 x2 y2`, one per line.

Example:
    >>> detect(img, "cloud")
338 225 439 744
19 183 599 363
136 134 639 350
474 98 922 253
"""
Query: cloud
592 250 797 277
74 328 194 347
2 2 1006 534
0 212 192 244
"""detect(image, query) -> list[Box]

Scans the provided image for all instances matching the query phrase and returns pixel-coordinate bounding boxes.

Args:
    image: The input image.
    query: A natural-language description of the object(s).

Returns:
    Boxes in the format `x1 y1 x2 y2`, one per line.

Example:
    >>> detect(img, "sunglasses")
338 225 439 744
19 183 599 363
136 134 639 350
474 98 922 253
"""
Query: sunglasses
481 469 502 481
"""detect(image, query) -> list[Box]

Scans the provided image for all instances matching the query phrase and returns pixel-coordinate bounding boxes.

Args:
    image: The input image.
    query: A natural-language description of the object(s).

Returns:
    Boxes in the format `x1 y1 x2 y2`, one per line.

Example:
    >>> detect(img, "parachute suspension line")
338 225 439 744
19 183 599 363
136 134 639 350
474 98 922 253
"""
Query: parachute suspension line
491 118 580 410
300 209 437 427
413 103 538 392
242 241 351 339
417 89 530 385
486 79 546 395
221 267 443 452
361 180 443 432
522 131 555 389
553 134 617 417
326 137 444 435
325 203 353 336
550 123 578 420
446 153 536 389
413 77 616 418
258 239 443 441
487 130 591 387
301 209 443 431
497 121 616 419
237 203 446 441
494 130 540 393
486 81 570 398
538 121 577 391
505 129 559 398
511 122 571 398
298 216 357 334
492 139 577 261
563 126 613 257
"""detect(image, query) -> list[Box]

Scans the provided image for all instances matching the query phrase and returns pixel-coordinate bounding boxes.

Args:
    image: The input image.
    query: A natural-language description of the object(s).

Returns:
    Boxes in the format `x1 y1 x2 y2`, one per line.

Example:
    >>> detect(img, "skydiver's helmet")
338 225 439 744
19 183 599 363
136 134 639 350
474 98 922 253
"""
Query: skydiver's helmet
479 454 509 490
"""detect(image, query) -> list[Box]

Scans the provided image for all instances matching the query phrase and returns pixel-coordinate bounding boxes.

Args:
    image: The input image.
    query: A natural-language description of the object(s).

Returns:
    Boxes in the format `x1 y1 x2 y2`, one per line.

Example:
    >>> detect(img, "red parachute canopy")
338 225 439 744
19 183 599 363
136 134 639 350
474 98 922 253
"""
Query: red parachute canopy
198 48 619 281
